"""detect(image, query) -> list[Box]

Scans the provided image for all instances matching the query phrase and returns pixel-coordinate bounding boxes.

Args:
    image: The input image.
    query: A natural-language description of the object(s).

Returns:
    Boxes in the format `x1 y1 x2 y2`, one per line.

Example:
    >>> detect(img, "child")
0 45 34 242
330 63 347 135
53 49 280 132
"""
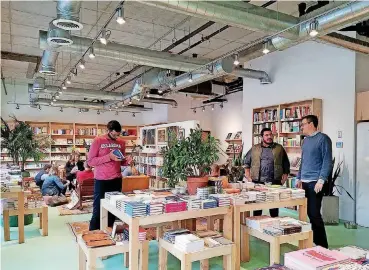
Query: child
41 166 70 196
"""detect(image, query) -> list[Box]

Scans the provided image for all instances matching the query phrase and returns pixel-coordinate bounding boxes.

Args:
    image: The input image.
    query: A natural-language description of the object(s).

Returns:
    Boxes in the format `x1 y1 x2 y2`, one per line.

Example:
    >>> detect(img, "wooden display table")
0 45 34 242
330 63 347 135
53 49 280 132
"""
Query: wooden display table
100 199 233 270
77 235 149 270
158 238 235 270
244 227 313 265
233 198 308 269
2 191 48 243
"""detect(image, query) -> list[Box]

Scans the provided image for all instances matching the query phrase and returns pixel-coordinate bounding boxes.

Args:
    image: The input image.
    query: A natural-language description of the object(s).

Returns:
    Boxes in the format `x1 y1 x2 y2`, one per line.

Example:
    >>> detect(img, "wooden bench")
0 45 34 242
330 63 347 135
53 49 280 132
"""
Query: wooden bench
122 175 150 192
77 235 149 270
76 179 94 210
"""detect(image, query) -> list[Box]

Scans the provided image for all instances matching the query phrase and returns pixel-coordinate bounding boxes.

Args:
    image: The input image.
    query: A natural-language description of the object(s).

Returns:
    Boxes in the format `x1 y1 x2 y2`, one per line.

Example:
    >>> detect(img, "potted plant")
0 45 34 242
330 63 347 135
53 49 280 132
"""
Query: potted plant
322 158 354 225
161 127 221 194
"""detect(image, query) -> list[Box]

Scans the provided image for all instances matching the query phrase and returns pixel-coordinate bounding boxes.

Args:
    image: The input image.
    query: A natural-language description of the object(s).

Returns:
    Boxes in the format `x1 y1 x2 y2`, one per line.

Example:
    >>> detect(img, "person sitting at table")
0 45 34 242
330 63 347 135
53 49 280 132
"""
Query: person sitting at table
76 161 94 185
35 164 52 188
42 166 69 196
121 157 137 177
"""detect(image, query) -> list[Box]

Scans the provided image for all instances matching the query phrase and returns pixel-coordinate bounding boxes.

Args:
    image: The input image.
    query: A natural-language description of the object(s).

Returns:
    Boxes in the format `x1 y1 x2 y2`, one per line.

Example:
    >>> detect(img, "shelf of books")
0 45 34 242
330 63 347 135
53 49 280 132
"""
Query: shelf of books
225 131 243 161
3 121 139 177
252 99 322 176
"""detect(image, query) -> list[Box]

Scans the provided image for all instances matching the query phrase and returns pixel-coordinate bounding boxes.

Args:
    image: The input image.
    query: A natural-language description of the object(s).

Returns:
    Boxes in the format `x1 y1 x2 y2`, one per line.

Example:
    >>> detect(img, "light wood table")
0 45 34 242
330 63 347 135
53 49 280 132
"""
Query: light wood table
233 198 308 269
2 191 48 243
100 199 233 270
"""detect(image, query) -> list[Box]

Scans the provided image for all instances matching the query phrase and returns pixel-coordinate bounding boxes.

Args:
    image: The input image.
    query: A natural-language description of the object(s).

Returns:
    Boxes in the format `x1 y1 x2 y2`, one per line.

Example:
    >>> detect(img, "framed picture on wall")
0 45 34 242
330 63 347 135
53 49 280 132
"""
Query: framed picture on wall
146 128 156 145
226 133 233 140
178 128 185 140
157 128 167 144
233 131 242 140
142 129 147 146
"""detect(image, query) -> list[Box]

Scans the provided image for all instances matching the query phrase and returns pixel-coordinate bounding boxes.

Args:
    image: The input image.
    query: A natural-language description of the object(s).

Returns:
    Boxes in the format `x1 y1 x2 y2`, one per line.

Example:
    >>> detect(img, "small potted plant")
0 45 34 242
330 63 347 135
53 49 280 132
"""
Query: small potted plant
161 127 221 194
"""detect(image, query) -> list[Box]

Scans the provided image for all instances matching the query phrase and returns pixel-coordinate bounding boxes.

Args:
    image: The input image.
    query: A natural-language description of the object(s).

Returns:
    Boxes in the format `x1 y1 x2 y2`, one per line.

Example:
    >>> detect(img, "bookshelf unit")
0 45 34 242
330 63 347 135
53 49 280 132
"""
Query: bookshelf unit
0 121 139 177
252 99 322 175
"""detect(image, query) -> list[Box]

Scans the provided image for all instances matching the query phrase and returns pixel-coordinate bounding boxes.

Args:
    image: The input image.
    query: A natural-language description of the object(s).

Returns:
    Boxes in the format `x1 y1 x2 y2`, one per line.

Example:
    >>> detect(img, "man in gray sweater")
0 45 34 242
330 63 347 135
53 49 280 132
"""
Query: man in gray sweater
296 115 332 248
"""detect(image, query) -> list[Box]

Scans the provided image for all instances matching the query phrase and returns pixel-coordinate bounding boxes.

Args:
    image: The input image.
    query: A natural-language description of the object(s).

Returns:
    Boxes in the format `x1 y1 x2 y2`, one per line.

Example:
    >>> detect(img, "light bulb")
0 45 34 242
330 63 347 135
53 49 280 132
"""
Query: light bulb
262 42 270 54
309 20 319 37
79 108 82 113
16 104 20 110
202 107 205 112
233 54 240 66
60 107 63 112
158 89 163 94
116 7 125 25
100 29 110 45
193 109 196 114
211 104 214 111
109 106 112 111
79 59 85 70
88 47 95 59
188 73 193 83
66 75 71 84
38 105 41 111
62 83 67 90
97 110 100 115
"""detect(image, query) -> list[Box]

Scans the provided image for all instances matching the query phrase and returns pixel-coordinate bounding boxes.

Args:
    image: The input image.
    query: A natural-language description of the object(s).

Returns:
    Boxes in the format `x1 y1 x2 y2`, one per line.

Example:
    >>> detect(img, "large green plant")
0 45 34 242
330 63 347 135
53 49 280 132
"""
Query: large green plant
161 127 221 187
1 117 52 171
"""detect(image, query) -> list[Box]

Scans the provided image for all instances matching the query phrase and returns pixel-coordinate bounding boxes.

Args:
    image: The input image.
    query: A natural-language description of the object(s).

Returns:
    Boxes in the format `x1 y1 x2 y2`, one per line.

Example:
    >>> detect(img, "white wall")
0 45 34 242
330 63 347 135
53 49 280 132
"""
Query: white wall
242 41 356 222
1 83 167 126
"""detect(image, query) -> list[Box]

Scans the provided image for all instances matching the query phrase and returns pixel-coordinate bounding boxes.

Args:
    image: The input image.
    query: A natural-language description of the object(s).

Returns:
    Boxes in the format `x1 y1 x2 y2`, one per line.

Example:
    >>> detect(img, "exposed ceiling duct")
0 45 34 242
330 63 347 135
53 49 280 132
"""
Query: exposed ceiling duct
142 97 178 107
233 67 271 84
39 49 60 75
39 30 209 72
53 0 83 30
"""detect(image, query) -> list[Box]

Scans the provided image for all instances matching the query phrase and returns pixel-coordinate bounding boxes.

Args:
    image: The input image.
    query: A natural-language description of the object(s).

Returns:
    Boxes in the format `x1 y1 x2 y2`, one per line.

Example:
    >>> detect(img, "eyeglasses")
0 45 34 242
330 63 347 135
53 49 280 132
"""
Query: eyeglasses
300 121 311 128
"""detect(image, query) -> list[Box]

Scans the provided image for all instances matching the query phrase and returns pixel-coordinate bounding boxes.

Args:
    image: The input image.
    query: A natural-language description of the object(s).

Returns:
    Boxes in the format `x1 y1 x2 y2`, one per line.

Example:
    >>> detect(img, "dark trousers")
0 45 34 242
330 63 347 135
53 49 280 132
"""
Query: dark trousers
302 181 328 248
252 180 280 217
89 178 122 231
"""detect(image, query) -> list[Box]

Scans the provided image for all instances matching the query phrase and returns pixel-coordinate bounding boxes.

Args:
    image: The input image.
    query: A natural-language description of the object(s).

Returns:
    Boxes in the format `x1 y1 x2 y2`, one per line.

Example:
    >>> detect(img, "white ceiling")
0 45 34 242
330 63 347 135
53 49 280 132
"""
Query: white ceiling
1 1 311 93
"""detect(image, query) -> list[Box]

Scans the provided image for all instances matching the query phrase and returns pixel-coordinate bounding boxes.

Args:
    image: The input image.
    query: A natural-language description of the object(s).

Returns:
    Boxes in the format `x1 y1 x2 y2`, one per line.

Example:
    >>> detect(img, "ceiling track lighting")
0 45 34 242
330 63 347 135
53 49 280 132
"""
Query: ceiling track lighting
309 19 319 37
202 106 205 112
52 96 57 102
116 7 125 25
132 113 136 117
109 106 112 111
100 29 111 45
66 75 72 84
38 105 41 111
193 108 196 114
220 103 224 109
262 41 270 54
233 54 240 66
128 98 132 105
211 104 215 111
88 47 95 59
79 108 82 113
16 104 20 110
60 107 63 112
62 83 66 90
158 89 163 94
188 73 193 83
50 101 54 105
97 110 101 115
79 59 85 70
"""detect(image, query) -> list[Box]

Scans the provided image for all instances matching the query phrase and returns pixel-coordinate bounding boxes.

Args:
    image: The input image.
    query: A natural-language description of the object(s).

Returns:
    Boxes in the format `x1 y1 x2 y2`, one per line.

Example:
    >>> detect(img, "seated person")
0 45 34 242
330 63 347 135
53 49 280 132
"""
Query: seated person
210 164 220 177
65 154 84 189
35 164 52 188
42 166 69 196
122 158 138 177
76 161 94 185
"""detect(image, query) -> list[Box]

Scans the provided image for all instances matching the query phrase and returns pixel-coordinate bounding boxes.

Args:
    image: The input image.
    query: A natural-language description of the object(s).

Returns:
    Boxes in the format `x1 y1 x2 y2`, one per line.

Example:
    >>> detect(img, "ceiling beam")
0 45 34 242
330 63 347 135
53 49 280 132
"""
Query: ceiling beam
1 51 40 64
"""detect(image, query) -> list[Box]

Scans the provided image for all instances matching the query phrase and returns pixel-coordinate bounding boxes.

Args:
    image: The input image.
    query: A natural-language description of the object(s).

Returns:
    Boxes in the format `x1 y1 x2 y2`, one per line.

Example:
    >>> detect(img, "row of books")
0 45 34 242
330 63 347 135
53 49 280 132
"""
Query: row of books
254 109 278 122
278 136 302 147
51 128 74 135
253 122 278 134
134 156 163 166
31 126 48 134
253 135 278 145
280 105 311 120
281 121 301 133
75 128 98 136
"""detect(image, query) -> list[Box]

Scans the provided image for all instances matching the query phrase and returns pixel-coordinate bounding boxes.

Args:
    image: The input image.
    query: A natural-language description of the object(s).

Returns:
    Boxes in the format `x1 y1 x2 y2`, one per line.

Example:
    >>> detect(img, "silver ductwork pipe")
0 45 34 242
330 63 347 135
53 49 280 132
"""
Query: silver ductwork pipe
39 31 208 72
39 49 59 75
53 0 83 30
142 97 178 107
138 1 298 38
35 98 153 112
233 67 271 84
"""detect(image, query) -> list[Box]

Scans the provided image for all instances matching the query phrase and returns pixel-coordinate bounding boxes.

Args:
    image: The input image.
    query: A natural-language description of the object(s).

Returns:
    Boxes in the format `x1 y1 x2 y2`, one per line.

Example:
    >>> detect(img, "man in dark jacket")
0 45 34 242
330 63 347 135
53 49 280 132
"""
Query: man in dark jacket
244 128 290 217
35 164 52 188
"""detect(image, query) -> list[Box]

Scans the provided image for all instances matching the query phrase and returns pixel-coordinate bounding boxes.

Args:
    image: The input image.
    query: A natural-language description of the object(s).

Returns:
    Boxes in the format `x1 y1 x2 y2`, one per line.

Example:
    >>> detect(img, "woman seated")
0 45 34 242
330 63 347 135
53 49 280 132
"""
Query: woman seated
76 161 94 185
65 154 84 189
42 166 69 196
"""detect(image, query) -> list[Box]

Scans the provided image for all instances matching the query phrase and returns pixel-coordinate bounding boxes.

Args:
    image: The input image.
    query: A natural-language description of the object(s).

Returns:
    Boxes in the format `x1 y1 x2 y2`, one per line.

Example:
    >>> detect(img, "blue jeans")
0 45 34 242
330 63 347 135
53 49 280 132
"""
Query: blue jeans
302 181 328 248
89 178 122 231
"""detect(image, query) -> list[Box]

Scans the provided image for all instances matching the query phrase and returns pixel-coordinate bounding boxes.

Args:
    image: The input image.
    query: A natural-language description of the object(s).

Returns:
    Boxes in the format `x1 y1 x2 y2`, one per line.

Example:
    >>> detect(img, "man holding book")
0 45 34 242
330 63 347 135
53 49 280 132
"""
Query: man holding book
87 120 131 231
296 115 332 248
244 127 290 217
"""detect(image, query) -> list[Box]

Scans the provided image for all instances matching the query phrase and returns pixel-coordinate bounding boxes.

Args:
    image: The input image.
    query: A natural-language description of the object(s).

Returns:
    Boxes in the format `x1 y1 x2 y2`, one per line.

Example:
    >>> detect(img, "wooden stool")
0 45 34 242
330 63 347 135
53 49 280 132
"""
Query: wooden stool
158 238 236 270
241 225 313 265
77 236 149 270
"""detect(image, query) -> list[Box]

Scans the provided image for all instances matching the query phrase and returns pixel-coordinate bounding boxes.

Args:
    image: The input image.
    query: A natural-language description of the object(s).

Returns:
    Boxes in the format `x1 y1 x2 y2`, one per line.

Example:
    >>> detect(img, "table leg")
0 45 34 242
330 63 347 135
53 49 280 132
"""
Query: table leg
79 246 86 270
219 219 224 232
188 219 196 231
39 212 43 229
100 200 108 231
140 240 149 270
159 242 168 270
240 224 249 262
129 219 140 270
124 253 129 268
18 192 25 244
200 259 209 270
42 206 48 236
206 216 214 230
181 255 191 270
298 199 308 249
3 210 10 241
233 207 241 269
223 207 233 269
270 238 280 265
225 244 236 270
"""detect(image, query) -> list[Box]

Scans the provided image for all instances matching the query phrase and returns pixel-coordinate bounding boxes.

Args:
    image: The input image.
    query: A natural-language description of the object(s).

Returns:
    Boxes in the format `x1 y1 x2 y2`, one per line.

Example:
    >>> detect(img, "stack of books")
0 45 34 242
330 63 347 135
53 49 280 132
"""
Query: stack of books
266 191 280 202
197 187 210 200
279 217 311 232
146 201 164 215
105 191 124 201
209 194 231 207
164 201 187 213
163 229 190 244
230 194 249 205
279 190 292 201
257 265 290 270
291 189 305 199
256 192 267 202
337 246 368 260
246 216 280 231
184 197 202 210
321 262 369 270
125 202 147 217
122 225 147 242
201 199 218 209
174 234 204 253
285 246 350 270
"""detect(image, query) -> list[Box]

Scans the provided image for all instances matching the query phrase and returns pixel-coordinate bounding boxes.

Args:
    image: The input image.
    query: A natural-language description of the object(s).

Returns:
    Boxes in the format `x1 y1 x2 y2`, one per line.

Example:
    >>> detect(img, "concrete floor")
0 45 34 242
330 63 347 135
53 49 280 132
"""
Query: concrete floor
1 207 369 270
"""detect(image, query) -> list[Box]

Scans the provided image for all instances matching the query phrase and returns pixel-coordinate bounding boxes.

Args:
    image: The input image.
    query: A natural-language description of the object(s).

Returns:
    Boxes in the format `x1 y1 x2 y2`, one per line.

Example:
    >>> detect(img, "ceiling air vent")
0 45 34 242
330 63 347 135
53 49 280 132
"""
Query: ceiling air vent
53 19 83 31
47 23 73 46
53 1 83 31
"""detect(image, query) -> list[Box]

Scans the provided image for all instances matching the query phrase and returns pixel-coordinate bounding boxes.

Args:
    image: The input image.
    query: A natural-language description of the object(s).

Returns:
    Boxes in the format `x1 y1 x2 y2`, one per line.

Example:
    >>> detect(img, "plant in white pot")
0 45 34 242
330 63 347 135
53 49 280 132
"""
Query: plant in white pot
322 158 354 225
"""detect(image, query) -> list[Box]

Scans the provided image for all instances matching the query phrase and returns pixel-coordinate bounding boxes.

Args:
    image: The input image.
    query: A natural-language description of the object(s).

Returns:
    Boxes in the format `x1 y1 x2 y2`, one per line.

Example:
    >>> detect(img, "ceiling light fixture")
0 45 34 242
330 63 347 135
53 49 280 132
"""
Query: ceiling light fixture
38 105 41 111
50 101 54 105
60 107 63 112
52 96 57 102
128 98 132 105
309 19 319 37
220 103 224 109
233 54 240 66
132 113 136 117
202 106 205 112
88 47 95 59
66 75 72 84
158 89 163 94
79 59 85 70
55 92 60 98
115 111 119 116
16 104 20 110
116 7 125 25
100 29 111 45
79 108 82 113
114 105 119 109
62 83 67 90
97 110 100 115
211 104 215 111
193 108 196 114
262 41 270 54
188 73 193 83
109 106 112 111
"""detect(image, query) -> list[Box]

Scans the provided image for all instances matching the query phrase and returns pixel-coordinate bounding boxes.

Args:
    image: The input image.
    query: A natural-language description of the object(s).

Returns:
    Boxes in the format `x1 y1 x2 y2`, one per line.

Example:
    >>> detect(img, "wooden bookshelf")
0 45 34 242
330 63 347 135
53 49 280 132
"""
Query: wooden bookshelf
252 99 322 175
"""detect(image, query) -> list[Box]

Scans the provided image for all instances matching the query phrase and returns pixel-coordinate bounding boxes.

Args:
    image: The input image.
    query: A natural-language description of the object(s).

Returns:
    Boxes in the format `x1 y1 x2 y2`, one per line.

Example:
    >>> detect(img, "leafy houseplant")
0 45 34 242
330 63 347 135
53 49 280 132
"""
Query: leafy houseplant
220 143 245 183
161 127 221 193
1 117 52 172
322 158 354 225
